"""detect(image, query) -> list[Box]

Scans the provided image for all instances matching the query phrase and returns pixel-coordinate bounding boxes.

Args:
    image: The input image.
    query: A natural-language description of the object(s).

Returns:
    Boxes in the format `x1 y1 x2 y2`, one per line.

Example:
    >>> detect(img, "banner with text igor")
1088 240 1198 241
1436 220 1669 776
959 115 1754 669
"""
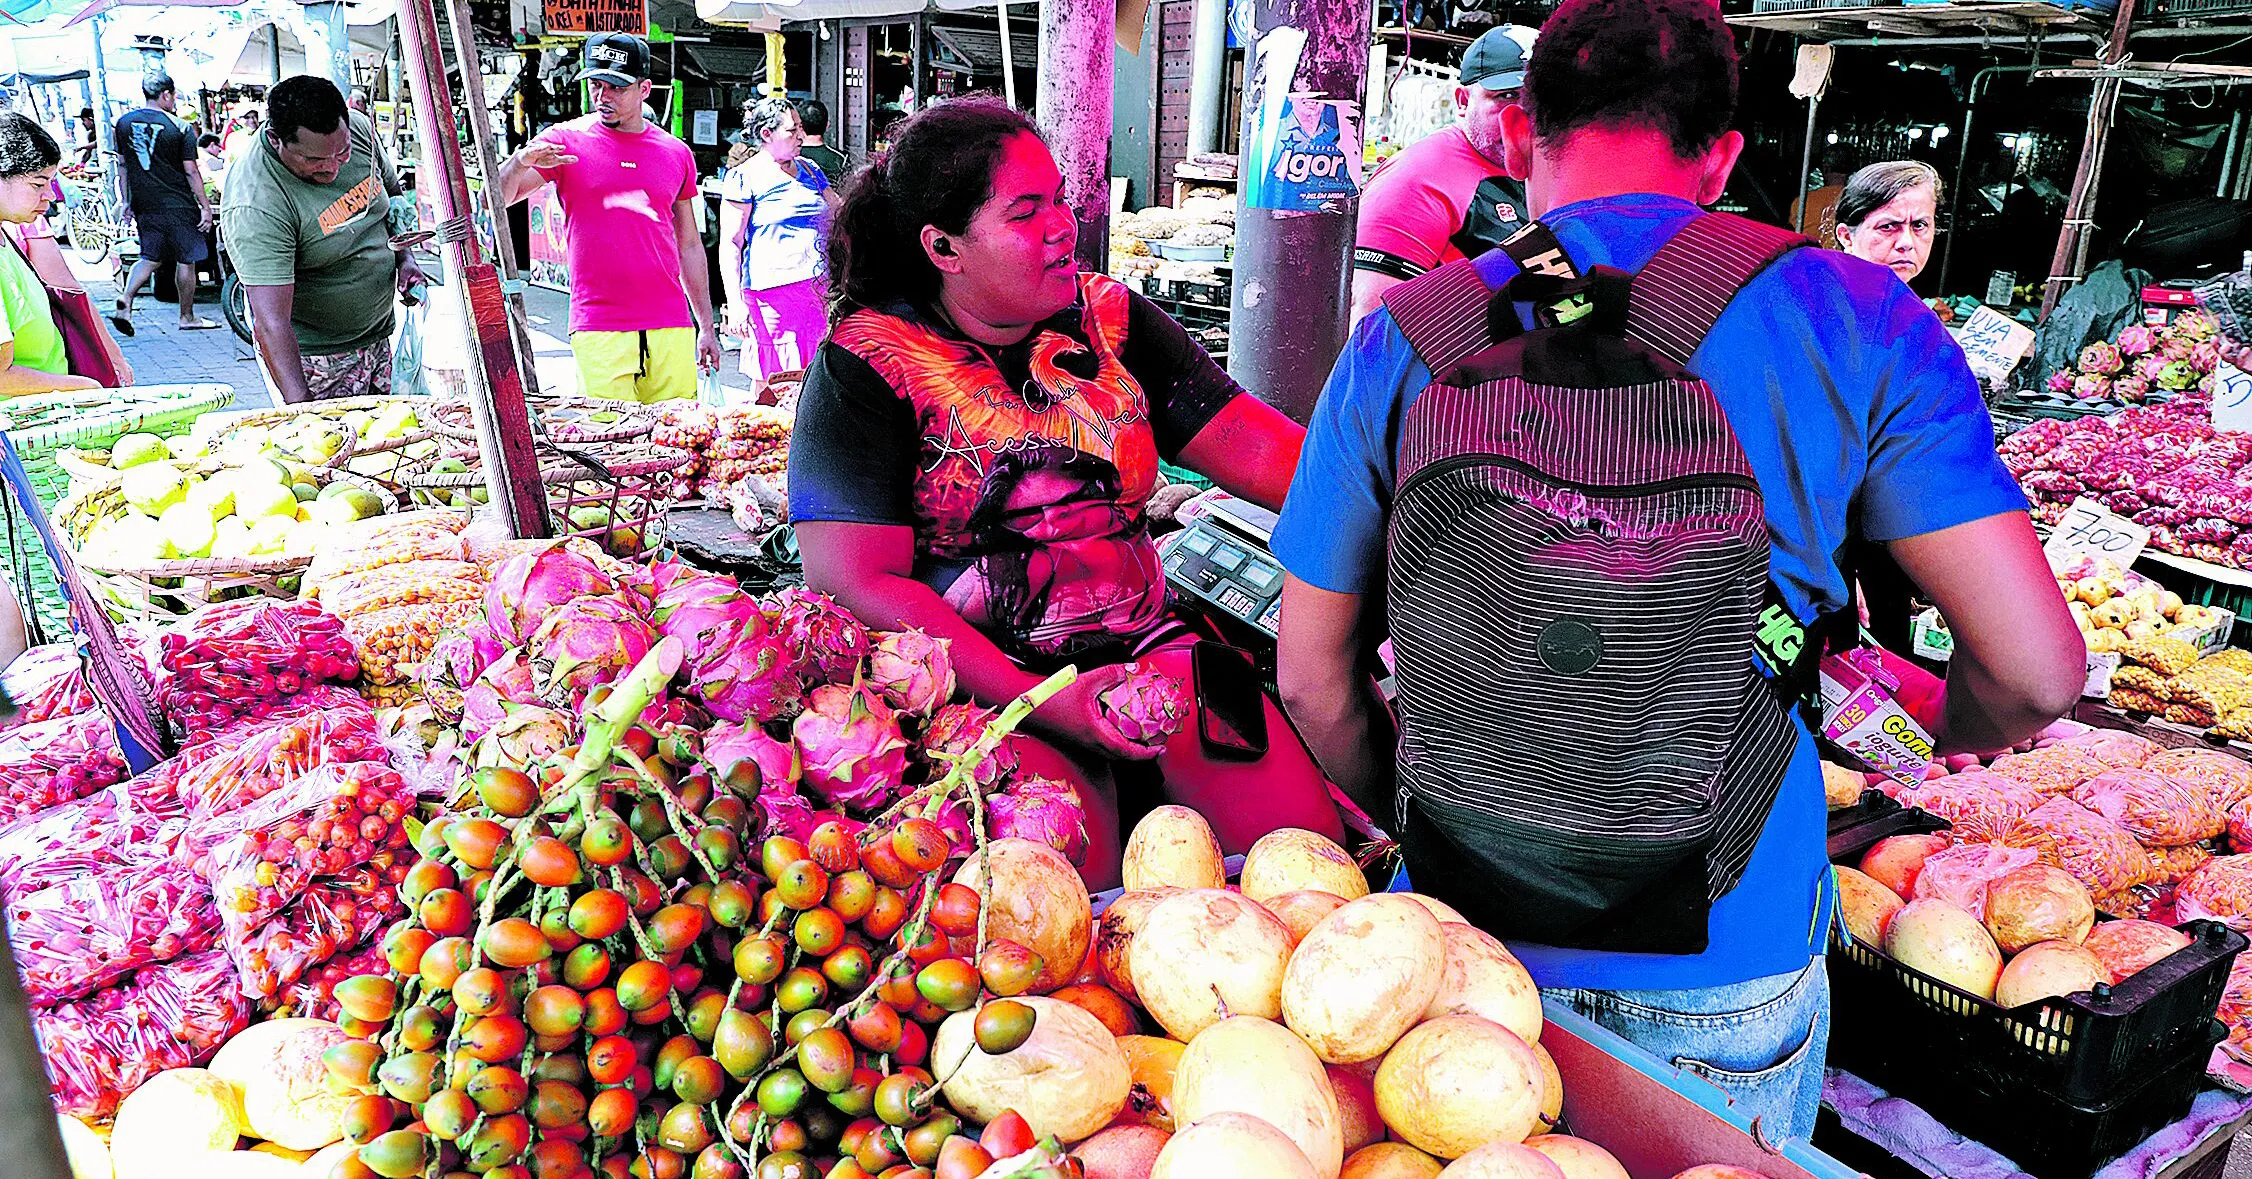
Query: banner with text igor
545 0 647 36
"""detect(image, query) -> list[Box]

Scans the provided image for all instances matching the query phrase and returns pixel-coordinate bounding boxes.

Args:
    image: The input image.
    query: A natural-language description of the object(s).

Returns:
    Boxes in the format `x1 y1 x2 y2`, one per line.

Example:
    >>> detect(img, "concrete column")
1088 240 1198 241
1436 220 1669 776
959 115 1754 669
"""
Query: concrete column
1038 0 1115 270
1186 0 1227 155
1225 0 1376 421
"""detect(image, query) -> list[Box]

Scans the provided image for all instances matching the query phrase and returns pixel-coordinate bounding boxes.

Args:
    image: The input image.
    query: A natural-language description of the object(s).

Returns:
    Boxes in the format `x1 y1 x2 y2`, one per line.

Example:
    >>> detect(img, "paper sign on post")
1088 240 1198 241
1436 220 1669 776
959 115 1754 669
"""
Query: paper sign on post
2214 361 2252 435
1951 306 2036 386
2044 496 2151 568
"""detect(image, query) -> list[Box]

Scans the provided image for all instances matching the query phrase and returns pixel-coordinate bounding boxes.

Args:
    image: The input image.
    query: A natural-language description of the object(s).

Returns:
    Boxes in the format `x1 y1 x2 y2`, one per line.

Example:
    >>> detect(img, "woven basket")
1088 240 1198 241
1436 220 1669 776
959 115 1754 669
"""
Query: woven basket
55 446 121 497
429 394 656 448
215 396 441 490
202 409 359 472
55 467 400 622
400 442 691 559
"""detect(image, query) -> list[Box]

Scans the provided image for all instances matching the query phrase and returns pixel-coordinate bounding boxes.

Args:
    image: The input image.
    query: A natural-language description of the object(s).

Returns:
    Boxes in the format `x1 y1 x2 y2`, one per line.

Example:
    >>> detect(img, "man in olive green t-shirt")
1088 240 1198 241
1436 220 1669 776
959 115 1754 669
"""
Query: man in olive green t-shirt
221 75 423 403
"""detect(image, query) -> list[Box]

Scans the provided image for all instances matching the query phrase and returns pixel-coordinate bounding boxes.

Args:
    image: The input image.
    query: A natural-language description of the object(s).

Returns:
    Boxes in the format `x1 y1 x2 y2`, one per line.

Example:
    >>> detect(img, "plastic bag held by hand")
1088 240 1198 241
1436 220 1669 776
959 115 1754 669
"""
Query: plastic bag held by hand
8 860 220 1005
35 948 251 1118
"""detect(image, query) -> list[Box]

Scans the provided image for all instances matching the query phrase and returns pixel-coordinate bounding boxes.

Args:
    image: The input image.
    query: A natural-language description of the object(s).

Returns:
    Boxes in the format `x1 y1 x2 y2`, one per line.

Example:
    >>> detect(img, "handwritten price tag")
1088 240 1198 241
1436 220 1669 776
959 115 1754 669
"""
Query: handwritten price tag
1951 307 2035 385
2044 496 2151 567
2214 361 2252 435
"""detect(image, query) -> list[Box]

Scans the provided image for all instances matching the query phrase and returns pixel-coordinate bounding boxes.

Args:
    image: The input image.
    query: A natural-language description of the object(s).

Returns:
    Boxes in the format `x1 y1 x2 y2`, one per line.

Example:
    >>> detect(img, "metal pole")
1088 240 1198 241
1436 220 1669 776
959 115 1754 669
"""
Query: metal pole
270 23 284 84
1186 0 1227 155
0 913 71 1179
1225 0 1377 422
398 0 550 538
1037 0 1115 270
997 3 1017 109
88 14 109 127
442 0 542 392
1794 92 1820 235
2041 0 2139 317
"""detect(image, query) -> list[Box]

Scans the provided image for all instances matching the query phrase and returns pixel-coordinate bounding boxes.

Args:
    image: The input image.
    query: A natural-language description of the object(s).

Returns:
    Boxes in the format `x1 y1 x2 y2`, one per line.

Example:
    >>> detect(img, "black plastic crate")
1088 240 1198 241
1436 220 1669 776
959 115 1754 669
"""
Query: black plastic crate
1826 789 1949 860
1828 808 2245 1115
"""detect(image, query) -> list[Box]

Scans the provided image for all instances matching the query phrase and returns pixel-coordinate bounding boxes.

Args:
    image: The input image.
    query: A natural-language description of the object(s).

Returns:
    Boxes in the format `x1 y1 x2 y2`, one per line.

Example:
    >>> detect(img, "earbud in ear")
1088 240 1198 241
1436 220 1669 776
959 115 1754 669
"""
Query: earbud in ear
932 238 954 256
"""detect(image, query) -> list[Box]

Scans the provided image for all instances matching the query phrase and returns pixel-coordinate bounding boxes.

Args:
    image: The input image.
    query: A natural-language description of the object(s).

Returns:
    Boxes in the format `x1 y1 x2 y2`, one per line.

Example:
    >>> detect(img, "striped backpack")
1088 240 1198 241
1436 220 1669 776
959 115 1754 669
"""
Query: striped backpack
1381 212 1833 954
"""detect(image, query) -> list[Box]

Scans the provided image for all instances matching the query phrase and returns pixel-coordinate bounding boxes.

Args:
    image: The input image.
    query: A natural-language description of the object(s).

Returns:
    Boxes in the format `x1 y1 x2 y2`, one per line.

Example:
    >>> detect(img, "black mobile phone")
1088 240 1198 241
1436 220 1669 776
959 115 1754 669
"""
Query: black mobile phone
1193 642 1269 759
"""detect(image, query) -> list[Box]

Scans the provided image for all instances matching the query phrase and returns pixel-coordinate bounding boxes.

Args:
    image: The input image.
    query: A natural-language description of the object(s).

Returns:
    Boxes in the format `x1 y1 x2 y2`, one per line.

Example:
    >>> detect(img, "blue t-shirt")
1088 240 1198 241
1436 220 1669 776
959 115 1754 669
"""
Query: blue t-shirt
1271 192 2028 991
722 155 829 292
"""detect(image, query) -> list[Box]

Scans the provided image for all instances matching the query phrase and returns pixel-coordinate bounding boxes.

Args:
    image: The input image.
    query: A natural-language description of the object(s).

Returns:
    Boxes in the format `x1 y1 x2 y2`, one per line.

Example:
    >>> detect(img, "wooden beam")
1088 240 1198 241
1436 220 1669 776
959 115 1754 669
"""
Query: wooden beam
2040 0 2139 317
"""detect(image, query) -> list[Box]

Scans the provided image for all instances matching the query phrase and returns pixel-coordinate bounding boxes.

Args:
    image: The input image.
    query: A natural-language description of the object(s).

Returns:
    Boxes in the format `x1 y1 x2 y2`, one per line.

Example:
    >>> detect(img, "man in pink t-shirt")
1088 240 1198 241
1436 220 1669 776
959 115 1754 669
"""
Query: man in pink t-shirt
496 32 720 401
1349 25 1536 326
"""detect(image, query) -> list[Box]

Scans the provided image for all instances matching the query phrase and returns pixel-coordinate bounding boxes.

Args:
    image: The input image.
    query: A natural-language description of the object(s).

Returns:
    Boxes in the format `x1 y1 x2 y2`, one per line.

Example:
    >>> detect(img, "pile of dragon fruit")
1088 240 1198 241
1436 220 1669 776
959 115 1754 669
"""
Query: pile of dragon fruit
2040 310 2226 410
425 543 1192 867
2001 391 2252 569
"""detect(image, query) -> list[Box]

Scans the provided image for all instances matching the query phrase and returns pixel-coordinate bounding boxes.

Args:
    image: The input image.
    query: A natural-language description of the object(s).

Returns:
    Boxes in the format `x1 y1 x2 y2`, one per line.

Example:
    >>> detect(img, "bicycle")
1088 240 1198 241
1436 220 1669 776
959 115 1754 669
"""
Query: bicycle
57 158 130 269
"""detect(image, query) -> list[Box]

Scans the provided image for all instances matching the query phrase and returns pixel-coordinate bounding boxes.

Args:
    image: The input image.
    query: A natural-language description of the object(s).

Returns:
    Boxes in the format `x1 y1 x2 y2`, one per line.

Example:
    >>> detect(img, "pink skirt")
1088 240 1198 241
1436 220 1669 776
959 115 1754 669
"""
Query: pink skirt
741 276 829 383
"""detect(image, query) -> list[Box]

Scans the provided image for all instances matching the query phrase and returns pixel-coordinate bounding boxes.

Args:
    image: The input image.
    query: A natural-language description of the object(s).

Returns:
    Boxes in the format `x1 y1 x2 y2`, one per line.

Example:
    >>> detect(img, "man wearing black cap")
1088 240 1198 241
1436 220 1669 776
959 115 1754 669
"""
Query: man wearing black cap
496 32 720 401
1348 24 1535 325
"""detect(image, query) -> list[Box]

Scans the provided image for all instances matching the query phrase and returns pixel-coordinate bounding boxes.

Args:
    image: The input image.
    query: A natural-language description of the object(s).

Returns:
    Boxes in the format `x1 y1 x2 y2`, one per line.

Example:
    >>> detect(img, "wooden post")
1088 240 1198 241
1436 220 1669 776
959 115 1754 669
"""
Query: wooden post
1038 0 1115 271
2041 0 2139 317
399 0 550 538
442 0 542 386
998 3 1018 109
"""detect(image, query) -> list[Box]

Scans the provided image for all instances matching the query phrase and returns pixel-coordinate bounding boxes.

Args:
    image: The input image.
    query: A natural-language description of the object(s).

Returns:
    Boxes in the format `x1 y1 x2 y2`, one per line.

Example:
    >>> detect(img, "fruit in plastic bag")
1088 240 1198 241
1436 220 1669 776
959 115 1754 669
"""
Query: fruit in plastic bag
201 762 415 945
2177 853 2252 929
1893 772 2042 842
0 709 128 825
2147 747 2252 812
8 860 221 1005
1987 746 2112 795
2070 767 2225 846
1910 843 2040 921
0 643 99 731
2002 797 2159 896
0 782 185 900
2056 728 2162 769
2083 919 2193 983
2148 843 2213 885
1982 864 2096 954
36 948 253 1118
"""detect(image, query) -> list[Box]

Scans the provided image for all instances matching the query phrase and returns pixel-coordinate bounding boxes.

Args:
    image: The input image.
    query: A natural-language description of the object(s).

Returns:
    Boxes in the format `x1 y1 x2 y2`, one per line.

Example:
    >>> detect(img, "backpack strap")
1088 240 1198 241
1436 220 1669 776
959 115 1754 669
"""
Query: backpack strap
1625 213 1811 366
1381 257 1497 378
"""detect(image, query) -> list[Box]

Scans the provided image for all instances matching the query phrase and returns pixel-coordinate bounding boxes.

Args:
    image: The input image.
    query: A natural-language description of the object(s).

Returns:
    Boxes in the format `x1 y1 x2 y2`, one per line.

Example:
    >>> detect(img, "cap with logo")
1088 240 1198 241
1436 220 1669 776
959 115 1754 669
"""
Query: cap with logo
578 32 651 86
1459 24 1537 91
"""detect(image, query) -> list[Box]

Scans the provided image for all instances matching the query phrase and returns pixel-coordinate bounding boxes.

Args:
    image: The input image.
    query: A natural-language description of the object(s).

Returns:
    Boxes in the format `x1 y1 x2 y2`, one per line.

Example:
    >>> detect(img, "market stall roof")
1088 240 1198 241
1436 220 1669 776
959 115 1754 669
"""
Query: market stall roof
1725 0 2098 40
694 0 1039 31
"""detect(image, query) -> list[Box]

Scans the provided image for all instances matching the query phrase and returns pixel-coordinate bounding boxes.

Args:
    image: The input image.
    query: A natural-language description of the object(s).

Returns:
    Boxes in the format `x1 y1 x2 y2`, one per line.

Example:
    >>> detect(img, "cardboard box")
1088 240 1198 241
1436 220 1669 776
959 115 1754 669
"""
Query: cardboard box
1819 653 1937 790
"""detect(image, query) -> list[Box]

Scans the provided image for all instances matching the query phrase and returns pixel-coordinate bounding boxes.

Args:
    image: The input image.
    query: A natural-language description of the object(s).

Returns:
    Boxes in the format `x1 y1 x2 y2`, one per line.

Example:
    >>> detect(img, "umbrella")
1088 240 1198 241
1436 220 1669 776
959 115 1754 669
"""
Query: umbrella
65 0 242 27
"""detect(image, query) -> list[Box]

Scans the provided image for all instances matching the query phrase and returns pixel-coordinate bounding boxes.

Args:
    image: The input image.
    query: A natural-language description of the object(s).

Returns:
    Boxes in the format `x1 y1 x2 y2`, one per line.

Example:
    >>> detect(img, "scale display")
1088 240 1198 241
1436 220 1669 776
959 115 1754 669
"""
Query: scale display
1160 492 1286 637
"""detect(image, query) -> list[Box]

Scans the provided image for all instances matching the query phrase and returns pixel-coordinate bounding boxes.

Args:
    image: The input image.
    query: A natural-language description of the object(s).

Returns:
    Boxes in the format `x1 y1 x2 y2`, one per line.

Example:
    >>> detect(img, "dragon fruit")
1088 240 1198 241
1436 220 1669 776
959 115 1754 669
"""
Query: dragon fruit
472 705 574 772
990 776 1090 866
931 795 975 857
653 576 759 660
2163 334 2197 362
528 596 656 708
622 555 697 609
2161 360 2201 392
461 648 542 743
756 786 826 844
2117 325 2157 356
704 719 801 796
919 702 1019 789
2137 354 2171 382
866 629 956 718
2046 370 2076 394
2180 309 2220 340
1098 664 1192 747
486 542 616 645
687 617 802 725
418 620 500 723
792 683 911 812
768 588 871 685
2114 374 2152 404
2079 341 2124 376
2071 372 2113 401
2194 339 2223 375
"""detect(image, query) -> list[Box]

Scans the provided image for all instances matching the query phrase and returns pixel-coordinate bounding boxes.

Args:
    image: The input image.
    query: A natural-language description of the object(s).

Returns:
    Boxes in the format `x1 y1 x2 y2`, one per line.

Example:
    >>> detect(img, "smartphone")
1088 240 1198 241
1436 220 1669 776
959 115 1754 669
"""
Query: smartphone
1193 642 1269 759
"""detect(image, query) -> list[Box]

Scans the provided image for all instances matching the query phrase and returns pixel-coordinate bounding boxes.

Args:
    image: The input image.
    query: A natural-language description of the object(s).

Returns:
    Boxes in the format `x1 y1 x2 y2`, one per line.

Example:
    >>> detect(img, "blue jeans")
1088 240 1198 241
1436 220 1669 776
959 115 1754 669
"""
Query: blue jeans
1544 957 1830 1142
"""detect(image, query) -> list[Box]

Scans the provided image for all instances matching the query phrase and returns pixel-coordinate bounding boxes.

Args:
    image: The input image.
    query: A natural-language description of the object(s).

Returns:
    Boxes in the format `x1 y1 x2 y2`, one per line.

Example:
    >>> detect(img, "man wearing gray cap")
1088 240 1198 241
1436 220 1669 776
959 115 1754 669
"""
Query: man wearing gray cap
1349 24 1535 325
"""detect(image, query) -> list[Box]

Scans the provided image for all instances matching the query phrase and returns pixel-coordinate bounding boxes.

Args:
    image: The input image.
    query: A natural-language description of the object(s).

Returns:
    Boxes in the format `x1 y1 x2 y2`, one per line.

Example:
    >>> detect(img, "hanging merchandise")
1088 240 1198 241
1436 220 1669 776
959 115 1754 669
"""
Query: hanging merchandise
1370 56 1456 157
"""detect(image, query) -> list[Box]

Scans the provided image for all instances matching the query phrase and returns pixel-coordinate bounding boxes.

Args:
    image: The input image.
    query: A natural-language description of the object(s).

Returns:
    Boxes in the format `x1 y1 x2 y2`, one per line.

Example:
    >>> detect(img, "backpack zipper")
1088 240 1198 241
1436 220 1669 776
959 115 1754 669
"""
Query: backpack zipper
1398 450 1760 501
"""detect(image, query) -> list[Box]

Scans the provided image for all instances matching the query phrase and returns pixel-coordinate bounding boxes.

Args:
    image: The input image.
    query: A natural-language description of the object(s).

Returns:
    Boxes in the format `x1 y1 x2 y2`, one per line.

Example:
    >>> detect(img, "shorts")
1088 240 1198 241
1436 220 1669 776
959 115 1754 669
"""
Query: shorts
572 327 696 403
261 336 393 404
134 209 208 266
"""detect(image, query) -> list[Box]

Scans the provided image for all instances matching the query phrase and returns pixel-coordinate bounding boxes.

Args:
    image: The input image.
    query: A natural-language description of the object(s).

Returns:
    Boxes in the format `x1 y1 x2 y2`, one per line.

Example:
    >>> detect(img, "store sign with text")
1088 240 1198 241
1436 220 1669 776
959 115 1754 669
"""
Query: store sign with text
544 0 646 36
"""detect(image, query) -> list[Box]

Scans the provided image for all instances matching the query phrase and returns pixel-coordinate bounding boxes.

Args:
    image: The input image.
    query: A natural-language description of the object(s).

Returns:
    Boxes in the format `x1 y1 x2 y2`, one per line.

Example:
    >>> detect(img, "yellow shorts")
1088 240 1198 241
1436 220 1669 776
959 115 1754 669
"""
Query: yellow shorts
571 327 696 403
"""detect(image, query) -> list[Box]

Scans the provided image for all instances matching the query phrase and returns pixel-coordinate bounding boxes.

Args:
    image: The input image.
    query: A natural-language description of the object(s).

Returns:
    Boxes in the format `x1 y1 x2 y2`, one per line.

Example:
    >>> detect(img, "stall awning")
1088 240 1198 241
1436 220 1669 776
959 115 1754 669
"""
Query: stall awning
694 0 1039 30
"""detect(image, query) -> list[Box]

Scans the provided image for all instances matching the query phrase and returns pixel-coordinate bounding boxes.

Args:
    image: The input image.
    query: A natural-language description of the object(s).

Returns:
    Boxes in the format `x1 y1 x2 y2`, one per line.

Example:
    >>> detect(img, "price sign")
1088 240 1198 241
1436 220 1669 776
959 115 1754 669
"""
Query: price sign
1951 306 2035 385
2044 496 2151 567
2214 360 2252 435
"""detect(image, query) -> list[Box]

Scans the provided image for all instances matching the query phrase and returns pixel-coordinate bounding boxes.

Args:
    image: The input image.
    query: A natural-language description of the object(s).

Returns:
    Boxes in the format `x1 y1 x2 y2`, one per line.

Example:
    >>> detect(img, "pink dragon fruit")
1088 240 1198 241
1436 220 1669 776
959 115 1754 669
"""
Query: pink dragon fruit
919 702 1019 789
792 683 911 812
622 555 697 611
472 705 574 772
767 588 871 685
866 629 956 718
653 574 759 660
687 617 802 725
2163 334 2197 362
418 620 500 724
756 785 827 844
2180 309 2220 340
1098 664 1192 747
2194 339 2222 376
2138 354 2172 382
528 596 656 708
989 776 1090 866
930 795 975 857
2117 325 2156 357
461 647 541 737
2045 371 2076 394
486 542 616 645
2078 341 2124 376
2114 374 2152 404
704 719 802 796
2071 372 2113 401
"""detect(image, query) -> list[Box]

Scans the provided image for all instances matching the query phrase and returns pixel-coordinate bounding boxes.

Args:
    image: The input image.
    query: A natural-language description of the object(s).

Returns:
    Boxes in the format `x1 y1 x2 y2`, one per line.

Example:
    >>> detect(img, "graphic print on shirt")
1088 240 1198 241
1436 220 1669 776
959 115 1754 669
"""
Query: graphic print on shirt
829 275 1167 659
316 173 384 235
127 120 164 171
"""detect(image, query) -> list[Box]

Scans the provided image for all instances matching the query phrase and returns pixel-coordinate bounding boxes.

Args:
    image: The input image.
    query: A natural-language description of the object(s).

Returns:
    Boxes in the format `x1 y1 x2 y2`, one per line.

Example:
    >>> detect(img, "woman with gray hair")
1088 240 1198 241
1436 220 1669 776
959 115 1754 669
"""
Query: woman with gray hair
720 96 837 393
1835 160 1942 284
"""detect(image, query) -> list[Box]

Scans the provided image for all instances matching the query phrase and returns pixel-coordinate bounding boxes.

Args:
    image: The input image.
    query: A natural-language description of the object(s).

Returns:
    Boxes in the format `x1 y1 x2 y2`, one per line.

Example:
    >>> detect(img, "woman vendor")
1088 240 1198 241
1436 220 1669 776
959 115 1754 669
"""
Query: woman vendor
788 98 1345 888
1835 160 1940 285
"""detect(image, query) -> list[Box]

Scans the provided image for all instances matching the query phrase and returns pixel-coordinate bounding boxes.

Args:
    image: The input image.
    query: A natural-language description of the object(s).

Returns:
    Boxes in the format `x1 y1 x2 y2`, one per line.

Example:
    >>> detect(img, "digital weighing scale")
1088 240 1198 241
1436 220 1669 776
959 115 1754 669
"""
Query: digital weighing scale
1159 490 1287 638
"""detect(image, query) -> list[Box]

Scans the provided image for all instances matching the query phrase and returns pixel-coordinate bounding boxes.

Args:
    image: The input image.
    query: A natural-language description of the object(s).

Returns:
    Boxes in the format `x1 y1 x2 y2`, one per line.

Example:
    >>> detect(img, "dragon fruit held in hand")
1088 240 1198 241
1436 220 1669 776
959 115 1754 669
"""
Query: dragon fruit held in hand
866 629 956 718
652 574 758 660
486 542 616 645
704 720 801 797
768 588 871 685
529 596 657 707
990 776 1090 865
919 702 1019 789
1098 664 1192 747
793 683 911 812
688 617 802 725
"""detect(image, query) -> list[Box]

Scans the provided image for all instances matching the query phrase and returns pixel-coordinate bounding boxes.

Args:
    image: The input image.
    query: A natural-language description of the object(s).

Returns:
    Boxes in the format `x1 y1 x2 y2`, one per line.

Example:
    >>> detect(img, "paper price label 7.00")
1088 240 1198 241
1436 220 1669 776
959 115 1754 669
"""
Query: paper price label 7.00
2043 496 2151 568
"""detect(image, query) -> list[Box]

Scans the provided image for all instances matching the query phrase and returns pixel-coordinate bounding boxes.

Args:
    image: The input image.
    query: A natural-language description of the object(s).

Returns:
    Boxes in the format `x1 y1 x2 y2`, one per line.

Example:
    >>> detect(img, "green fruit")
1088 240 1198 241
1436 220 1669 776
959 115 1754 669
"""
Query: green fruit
357 1129 430 1178
110 433 167 470
974 999 1038 1055
119 462 187 515
756 1068 809 1117
375 1051 439 1104
292 481 320 502
320 483 387 521
157 501 216 559
713 1009 774 1080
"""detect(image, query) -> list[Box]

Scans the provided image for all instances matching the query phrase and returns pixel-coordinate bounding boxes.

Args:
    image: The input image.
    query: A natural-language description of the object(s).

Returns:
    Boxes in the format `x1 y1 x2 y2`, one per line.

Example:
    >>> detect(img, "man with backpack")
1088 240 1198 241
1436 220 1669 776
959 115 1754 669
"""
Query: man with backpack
1271 0 2084 1139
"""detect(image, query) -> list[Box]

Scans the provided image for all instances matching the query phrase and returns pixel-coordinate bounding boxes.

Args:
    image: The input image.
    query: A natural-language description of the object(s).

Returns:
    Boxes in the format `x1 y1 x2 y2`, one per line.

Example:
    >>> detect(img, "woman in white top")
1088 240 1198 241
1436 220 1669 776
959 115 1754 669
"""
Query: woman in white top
720 97 838 391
